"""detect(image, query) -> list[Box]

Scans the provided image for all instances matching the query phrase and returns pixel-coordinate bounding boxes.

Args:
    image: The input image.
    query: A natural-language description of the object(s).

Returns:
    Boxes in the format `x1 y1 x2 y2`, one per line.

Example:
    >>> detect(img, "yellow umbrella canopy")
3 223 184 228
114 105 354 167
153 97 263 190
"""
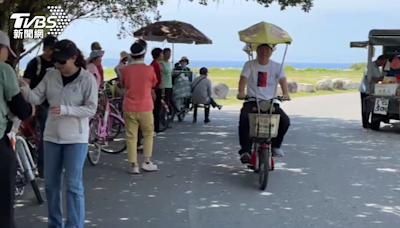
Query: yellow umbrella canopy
238 21 292 47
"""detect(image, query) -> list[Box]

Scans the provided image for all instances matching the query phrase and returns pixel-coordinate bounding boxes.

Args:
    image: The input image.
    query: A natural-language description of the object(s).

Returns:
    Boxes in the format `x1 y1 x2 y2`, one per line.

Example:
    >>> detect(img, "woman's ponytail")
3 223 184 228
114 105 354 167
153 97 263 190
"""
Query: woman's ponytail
74 49 87 69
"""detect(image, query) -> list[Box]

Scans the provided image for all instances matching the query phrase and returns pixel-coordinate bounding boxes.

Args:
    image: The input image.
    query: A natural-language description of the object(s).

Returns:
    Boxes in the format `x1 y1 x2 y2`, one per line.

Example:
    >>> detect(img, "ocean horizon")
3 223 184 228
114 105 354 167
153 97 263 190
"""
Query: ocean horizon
17 58 353 70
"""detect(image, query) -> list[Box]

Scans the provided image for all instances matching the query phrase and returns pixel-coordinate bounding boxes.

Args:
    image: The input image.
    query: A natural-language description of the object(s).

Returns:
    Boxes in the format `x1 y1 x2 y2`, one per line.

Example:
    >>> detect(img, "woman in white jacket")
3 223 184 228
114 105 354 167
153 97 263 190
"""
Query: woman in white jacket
20 39 98 228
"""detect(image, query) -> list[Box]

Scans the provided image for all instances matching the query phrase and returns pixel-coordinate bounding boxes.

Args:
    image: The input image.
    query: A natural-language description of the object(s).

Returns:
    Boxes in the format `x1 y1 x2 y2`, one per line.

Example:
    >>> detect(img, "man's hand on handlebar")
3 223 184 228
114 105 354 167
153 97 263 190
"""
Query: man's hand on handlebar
237 92 246 100
281 93 290 100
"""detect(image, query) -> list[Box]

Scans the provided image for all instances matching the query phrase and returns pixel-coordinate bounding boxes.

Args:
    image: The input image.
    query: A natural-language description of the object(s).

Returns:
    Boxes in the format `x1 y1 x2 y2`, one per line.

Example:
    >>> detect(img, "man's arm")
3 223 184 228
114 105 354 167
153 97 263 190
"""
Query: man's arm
206 79 212 97
23 58 38 86
2 64 34 120
151 69 157 100
277 64 289 96
370 64 382 83
151 62 162 89
238 61 251 95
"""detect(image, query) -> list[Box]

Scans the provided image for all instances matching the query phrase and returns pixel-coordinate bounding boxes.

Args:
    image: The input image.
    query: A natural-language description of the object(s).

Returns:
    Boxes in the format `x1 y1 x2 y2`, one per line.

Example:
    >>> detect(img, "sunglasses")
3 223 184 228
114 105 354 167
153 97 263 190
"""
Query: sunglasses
52 58 67 65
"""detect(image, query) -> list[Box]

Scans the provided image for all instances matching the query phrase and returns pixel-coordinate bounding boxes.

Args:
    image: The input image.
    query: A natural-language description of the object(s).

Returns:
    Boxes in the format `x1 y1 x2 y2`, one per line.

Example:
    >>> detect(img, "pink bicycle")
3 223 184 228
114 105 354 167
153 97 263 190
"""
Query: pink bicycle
87 88 126 166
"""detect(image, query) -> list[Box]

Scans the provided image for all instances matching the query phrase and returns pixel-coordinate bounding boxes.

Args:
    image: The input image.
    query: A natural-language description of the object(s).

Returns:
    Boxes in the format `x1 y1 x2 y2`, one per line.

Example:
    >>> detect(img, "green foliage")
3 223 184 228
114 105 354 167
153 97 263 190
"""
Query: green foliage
350 62 366 71
195 0 313 12
284 65 295 71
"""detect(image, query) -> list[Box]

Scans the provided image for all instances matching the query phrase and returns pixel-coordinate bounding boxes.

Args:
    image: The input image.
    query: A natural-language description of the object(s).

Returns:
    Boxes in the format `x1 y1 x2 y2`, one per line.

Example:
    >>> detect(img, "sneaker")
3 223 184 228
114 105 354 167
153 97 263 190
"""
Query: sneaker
142 161 158 172
217 105 223 110
129 164 140 174
240 152 251 164
204 119 211 124
272 148 284 157
137 145 144 150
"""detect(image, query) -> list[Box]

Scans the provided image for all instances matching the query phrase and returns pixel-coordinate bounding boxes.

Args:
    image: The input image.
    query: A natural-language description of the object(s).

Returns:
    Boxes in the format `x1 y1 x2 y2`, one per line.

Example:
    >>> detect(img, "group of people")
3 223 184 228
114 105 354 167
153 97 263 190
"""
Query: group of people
0 30 227 228
0 28 293 228
0 30 99 228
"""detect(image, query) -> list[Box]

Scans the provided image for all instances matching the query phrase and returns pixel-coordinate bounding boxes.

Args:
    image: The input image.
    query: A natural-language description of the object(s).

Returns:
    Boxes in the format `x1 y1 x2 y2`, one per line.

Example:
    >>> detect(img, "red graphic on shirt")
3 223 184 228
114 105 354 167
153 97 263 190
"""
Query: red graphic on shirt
257 71 268 87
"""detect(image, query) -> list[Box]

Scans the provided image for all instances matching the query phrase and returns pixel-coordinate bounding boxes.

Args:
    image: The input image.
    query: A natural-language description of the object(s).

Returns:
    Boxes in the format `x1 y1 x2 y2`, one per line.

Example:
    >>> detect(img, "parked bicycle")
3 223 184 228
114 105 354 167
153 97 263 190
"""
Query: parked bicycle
158 96 170 132
8 116 43 204
20 110 41 163
88 88 127 165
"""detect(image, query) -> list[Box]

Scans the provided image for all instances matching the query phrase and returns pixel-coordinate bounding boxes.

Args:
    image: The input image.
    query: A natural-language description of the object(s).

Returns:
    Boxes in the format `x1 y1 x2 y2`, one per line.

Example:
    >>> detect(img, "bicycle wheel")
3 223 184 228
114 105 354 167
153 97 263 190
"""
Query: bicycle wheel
15 164 25 196
88 117 101 166
168 103 176 122
258 147 270 190
101 116 127 154
158 105 169 132
30 180 44 204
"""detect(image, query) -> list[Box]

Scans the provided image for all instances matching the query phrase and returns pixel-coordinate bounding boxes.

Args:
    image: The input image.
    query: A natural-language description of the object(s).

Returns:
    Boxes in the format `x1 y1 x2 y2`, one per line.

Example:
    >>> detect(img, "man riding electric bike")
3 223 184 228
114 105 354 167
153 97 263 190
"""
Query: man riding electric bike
237 44 291 163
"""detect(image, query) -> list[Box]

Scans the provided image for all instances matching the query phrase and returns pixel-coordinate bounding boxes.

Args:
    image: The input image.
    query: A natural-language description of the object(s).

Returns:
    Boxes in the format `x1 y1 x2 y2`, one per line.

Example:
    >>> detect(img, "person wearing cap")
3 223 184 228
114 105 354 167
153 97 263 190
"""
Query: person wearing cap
237 43 291 161
150 48 163 134
91 41 104 85
121 41 158 174
174 56 191 71
87 49 105 89
0 30 35 228
191 67 222 123
114 51 129 80
20 39 98 228
23 35 58 178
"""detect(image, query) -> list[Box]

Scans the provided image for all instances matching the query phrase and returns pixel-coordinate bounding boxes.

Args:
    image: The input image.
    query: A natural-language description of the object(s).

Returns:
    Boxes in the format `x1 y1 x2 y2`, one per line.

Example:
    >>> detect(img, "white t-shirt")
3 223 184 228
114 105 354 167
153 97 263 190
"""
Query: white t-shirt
240 59 286 100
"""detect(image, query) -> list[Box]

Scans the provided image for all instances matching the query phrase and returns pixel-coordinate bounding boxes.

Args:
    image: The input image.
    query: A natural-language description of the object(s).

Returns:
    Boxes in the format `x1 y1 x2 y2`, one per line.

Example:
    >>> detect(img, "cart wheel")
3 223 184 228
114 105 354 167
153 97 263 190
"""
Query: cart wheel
370 114 381 131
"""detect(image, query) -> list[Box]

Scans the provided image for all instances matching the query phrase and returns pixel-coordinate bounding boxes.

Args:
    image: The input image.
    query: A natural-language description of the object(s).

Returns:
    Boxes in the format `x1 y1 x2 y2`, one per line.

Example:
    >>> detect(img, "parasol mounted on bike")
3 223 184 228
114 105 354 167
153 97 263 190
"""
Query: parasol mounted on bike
238 21 292 190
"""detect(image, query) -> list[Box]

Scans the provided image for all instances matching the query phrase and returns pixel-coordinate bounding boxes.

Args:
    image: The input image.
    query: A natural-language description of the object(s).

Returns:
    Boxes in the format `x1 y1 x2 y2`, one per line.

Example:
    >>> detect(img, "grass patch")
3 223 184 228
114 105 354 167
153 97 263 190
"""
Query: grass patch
215 89 358 106
105 67 363 88
103 67 360 106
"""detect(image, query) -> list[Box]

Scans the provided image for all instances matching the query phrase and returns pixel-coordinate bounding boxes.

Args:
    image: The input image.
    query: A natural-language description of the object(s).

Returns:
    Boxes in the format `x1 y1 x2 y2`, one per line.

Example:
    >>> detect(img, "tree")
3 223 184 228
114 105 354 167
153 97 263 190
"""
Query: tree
1 0 163 66
195 0 313 12
350 62 366 71
1 0 313 66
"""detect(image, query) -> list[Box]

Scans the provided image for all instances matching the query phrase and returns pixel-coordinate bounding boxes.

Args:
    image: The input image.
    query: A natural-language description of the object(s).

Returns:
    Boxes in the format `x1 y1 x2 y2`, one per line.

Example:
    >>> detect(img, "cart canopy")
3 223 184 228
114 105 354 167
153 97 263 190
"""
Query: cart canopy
350 29 400 47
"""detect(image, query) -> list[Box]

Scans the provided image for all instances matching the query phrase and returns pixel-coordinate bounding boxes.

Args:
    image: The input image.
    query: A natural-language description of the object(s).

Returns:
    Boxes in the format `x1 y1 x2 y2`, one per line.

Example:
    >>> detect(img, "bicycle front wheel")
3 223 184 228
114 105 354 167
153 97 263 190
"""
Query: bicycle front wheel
87 143 101 166
258 147 270 190
30 180 44 204
101 116 127 154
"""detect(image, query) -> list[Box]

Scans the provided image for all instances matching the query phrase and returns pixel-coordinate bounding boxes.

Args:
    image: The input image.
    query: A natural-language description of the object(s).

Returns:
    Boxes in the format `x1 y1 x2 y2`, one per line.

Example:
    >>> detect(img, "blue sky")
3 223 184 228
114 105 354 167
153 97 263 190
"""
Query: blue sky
25 0 400 63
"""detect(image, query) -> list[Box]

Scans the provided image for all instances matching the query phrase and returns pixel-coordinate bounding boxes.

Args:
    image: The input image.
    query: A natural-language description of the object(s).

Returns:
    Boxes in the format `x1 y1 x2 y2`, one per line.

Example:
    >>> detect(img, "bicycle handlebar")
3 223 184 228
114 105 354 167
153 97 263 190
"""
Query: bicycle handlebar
237 95 291 102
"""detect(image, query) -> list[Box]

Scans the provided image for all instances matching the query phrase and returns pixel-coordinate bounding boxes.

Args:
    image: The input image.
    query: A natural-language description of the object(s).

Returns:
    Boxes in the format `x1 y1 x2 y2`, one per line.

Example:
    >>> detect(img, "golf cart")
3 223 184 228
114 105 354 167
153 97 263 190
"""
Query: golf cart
350 29 400 130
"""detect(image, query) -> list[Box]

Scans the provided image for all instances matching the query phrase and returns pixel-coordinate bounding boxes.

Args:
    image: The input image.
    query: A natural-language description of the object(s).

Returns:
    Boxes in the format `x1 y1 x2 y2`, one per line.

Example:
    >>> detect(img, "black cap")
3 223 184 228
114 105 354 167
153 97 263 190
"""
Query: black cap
130 42 146 56
199 67 208 75
42 35 58 48
51 39 78 61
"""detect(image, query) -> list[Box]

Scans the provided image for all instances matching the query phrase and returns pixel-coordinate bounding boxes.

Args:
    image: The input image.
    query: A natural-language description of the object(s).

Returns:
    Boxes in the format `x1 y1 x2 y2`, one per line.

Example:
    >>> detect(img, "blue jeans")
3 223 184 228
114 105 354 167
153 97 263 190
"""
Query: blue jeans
37 105 48 176
43 141 88 228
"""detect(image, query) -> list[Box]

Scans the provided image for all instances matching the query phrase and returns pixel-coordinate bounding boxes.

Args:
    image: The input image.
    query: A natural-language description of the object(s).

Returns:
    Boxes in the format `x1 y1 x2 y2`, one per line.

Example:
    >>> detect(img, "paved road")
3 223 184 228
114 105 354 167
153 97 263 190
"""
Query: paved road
15 93 400 228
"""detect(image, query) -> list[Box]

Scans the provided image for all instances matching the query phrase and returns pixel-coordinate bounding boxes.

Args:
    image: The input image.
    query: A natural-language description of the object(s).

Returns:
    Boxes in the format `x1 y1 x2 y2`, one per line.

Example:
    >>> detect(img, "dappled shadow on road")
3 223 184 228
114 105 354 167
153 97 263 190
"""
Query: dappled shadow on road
15 110 400 228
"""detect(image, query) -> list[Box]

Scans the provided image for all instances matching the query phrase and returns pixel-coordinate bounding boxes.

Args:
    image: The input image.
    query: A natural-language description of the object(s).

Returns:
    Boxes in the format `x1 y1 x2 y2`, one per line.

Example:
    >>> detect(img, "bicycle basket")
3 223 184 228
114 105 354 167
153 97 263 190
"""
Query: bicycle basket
248 113 280 138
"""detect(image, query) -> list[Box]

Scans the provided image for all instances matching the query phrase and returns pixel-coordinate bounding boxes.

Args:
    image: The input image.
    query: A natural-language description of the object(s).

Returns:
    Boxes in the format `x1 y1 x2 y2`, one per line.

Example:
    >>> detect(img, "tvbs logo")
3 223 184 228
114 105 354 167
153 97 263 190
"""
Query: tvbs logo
10 6 69 39
10 13 57 39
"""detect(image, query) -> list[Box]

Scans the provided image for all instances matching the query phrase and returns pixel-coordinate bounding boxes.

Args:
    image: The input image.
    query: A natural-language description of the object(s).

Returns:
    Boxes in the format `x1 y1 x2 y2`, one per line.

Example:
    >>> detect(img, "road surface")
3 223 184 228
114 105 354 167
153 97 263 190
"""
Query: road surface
15 93 400 228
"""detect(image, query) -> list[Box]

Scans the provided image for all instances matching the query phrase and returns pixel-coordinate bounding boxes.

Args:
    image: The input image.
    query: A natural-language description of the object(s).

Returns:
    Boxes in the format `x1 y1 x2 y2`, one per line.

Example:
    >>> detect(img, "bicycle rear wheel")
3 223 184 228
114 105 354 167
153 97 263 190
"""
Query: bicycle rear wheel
101 116 127 154
258 147 270 190
158 104 169 132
